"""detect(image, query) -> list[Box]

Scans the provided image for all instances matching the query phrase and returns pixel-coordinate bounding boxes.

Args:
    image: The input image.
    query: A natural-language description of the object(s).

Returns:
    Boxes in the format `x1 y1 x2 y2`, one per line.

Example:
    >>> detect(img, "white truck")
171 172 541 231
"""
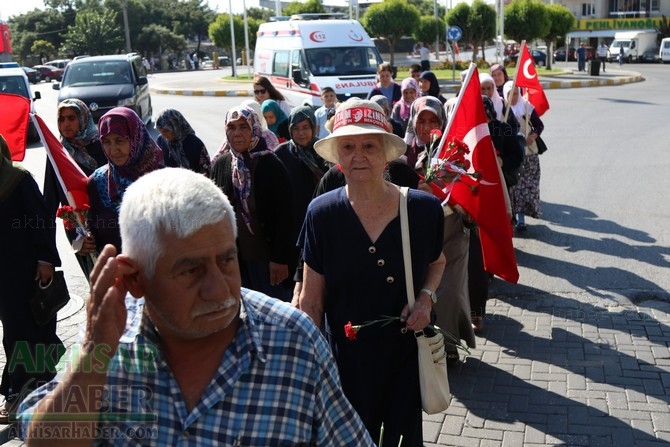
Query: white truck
660 37 670 63
608 30 657 63
253 13 383 108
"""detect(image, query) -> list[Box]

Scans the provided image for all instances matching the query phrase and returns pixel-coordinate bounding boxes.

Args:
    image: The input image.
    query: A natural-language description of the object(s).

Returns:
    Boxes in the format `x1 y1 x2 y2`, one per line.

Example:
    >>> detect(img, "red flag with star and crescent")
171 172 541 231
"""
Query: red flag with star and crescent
515 42 550 116
433 64 519 283
0 93 30 161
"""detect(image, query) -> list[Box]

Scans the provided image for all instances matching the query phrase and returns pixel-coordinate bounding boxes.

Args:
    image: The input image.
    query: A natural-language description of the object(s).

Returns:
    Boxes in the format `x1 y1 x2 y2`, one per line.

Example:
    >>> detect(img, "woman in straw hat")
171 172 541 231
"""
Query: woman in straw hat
298 99 446 446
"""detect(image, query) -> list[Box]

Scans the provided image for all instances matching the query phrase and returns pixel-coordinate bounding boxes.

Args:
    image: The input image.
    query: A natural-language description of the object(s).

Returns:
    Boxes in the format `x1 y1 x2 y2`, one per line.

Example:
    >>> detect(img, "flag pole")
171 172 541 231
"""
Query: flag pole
438 62 477 156
503 40 525 123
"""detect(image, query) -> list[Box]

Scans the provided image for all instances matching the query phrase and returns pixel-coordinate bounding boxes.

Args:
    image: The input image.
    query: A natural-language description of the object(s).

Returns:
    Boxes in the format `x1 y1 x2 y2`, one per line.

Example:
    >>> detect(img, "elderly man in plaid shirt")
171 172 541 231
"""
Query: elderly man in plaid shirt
17 168 373 446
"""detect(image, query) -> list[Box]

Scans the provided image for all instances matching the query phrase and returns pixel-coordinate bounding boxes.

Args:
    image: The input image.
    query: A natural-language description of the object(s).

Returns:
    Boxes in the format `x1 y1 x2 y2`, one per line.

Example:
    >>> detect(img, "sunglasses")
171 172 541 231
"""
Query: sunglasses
253 88 267 95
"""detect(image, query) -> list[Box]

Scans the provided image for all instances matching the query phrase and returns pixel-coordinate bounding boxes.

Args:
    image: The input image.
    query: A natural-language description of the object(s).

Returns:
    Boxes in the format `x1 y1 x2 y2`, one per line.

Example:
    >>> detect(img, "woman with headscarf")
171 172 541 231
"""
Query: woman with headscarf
0 134 64 423
406 97 477 359
261 99 291 143
155 108 211 175
274 106 331 288
418 71 446 105
212 100 280 163
391 77 420 135
44 99 108 278
480 73 520 134
84 107 164 254
210 106 295 302
468 96 523 332
503 81 545 232
298 99 446 446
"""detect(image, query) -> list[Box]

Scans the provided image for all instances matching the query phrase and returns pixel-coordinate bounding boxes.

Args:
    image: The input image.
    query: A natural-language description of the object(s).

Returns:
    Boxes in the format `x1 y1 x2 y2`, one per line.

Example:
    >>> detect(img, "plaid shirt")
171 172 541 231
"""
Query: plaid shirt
18 289 374 446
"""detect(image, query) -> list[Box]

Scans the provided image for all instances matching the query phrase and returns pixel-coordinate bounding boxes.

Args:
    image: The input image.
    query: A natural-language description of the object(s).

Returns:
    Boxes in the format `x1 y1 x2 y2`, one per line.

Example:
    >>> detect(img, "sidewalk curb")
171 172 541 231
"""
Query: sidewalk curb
150 88 252 97
150 73 643 97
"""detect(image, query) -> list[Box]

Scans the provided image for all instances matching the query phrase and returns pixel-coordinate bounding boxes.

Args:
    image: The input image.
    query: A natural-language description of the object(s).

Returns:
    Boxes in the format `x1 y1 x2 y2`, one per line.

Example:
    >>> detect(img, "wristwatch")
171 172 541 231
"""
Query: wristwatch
420 288 438 304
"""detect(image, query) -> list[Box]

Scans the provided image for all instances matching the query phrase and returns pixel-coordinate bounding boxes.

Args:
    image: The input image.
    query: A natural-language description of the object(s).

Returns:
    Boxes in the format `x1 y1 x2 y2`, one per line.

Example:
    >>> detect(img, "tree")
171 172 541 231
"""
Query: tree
9 9 69 59
504 0 551 46
135 23 187 58
283 0 325 16
361 0 421 67
247 7 274 22
407 0 445 17
445 2 474 58
470 0 496 62
170 0 216 54
31 40 57 61
413 16 446 51
209 13 245 56
543 4 575 69
61 9 124 55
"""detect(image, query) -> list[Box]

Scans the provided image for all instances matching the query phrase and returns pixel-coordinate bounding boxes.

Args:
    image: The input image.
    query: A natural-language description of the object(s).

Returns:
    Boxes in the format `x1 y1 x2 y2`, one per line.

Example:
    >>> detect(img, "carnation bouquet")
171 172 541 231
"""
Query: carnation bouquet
419 129 480 205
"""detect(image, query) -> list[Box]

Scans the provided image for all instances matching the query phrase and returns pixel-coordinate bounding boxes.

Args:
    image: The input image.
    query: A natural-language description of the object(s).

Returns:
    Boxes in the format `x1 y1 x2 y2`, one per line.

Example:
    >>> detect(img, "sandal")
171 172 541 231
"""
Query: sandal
0 399 18 424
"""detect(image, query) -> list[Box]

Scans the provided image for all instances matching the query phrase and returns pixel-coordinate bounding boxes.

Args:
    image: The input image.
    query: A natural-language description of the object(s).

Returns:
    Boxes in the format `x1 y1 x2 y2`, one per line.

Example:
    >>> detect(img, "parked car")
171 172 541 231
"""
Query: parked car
21 66 40 84
530 49 552 67
44 59 71 70
0 67 41 142
640 49 660 63
554 47 577 62
53 53 152 124
202 56 231 69
33 64 63 82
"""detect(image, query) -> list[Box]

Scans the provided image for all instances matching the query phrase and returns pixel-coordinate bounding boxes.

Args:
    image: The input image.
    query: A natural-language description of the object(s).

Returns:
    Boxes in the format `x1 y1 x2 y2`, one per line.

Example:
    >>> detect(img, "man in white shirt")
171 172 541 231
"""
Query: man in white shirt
419 43 431 71
597 42 608 72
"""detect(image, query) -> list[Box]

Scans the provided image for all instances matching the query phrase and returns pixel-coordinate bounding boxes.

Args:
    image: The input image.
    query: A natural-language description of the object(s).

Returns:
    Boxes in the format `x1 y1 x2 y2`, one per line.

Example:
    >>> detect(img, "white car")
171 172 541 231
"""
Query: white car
0 67 41 142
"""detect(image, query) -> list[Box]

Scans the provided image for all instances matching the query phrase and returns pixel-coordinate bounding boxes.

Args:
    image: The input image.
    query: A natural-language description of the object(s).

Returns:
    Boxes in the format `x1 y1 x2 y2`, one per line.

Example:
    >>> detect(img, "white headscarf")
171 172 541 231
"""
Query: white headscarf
502 81 534 119
479 73 504 121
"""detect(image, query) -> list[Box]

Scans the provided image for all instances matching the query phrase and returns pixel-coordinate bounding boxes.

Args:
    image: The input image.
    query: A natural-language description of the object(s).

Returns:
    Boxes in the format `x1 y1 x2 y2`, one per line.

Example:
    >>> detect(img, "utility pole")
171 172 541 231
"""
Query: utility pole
434 0 440 61
122 0 132 53
229 0 237 78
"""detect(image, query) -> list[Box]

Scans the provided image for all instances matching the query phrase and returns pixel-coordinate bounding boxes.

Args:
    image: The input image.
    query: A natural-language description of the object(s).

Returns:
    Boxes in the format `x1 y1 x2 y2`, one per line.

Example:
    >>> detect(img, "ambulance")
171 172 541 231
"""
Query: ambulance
253 14 383 108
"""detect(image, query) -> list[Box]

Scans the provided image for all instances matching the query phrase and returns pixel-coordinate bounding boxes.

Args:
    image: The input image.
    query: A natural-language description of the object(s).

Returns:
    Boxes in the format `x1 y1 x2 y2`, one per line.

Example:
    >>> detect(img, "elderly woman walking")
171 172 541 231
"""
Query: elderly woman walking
210 105 295 301
298 99 446 446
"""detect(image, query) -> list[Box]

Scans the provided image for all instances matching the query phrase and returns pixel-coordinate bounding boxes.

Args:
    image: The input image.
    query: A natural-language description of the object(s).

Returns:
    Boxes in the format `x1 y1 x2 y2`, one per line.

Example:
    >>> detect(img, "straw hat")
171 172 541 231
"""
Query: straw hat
314 99 406 164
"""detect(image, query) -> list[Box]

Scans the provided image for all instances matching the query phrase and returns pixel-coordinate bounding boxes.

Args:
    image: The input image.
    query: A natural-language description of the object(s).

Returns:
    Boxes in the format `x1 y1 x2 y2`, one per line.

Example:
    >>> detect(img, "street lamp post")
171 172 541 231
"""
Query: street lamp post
434 0 440 61
229 0 237 78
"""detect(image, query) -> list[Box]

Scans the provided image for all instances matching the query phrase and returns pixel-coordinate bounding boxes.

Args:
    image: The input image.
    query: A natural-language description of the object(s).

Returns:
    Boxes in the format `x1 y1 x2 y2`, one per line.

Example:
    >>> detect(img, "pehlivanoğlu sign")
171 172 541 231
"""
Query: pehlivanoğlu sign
574 17 662 31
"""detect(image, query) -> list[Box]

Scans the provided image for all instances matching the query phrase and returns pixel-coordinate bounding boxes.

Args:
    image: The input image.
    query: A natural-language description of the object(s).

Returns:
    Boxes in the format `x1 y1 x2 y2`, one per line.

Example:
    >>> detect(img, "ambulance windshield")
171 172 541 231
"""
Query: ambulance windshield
305 47 381 76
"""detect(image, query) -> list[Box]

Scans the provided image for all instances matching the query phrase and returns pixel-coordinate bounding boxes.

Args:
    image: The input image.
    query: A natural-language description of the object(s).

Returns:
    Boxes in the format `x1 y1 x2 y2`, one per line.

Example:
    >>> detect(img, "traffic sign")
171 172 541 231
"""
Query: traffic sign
447 26 462 42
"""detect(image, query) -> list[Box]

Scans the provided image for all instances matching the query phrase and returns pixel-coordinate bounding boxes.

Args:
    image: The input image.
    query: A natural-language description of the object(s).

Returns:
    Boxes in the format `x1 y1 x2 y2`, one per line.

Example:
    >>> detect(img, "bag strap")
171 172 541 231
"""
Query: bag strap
399 187 416 312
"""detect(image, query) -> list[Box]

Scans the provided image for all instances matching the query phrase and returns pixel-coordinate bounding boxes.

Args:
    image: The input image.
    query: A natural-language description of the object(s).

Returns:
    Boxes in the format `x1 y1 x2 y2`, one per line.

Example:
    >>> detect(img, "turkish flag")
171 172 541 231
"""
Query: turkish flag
438 65 519 284
515 43 550 116
0 93 30 161
32 114 89 212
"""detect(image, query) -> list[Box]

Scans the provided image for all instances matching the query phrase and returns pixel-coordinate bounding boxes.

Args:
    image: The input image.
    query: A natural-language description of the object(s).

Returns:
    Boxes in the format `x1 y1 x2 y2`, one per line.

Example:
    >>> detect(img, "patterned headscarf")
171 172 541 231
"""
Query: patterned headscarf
57 99 100 172
155 108 195 169
94 107 164 209
226 106 270 234
399 77 420 121
260 99 288 134
288 106 328 183
405 96 447 147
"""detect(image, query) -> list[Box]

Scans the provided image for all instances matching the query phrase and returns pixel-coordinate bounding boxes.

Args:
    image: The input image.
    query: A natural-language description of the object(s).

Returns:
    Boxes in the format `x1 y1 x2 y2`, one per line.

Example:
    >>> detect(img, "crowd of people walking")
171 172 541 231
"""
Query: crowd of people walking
1 61 545 446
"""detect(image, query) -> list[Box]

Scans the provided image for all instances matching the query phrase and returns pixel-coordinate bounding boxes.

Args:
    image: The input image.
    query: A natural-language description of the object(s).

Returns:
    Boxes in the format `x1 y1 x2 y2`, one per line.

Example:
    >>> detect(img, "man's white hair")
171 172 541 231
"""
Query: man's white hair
119 168 236 277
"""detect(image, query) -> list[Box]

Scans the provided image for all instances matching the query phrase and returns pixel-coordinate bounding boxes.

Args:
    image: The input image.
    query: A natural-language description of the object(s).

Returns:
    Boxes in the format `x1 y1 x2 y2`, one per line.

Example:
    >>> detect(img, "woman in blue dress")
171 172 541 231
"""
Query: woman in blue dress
298 99 446 446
